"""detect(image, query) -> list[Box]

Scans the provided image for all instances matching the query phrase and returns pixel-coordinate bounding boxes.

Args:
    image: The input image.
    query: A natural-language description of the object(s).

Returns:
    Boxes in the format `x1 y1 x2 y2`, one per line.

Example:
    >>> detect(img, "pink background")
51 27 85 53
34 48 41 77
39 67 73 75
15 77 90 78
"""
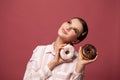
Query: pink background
0 0 120 80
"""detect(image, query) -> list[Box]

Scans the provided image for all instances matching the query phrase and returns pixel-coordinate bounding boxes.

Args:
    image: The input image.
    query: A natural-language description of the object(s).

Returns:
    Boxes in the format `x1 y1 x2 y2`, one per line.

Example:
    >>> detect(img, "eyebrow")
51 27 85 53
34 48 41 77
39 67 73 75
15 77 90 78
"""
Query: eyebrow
73 28 80 35
68 20 72 24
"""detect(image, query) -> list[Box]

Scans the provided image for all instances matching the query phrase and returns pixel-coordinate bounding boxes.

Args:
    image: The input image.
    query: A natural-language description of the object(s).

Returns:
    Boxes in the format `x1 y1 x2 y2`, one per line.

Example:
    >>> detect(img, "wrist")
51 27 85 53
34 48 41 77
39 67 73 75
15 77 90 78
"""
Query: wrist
48 61 57 70
75 62 86 73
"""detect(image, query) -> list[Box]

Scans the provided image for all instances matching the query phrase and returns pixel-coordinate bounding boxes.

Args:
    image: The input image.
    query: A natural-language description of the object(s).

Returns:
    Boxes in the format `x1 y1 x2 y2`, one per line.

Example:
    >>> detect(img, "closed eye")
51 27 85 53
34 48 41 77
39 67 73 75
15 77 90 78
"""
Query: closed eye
73 28 79 34
67 20 72 24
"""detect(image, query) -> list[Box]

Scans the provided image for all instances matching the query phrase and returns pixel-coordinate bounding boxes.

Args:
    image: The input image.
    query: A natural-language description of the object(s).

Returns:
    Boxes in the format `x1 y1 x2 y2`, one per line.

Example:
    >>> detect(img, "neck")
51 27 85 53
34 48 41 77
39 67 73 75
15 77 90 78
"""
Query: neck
54 37 66 53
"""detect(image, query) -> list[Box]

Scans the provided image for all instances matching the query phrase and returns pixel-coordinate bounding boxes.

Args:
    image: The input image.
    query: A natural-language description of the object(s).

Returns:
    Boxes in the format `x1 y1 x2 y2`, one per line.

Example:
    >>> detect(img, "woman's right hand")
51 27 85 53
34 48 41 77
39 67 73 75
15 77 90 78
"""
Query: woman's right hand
48 44 75 70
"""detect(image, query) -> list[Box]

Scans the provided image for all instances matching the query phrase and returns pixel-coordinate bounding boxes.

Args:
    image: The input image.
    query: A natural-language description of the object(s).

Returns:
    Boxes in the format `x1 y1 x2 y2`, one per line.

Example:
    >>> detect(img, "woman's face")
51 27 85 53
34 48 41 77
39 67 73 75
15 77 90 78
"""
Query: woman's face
58 18 83 43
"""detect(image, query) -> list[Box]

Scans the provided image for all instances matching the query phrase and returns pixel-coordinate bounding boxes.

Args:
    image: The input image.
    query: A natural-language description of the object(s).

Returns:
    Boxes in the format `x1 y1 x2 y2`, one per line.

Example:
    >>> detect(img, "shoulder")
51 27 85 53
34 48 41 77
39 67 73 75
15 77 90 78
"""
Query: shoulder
32 43 53 55
30 44 49 60
33 43 53 52
27 43 53 61
33 45 46 53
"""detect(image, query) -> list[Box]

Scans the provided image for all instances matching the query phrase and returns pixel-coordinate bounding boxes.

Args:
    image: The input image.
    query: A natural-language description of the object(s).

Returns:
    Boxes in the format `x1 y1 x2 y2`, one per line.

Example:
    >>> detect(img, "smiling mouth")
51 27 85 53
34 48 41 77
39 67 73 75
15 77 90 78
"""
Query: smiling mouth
62 28 67 34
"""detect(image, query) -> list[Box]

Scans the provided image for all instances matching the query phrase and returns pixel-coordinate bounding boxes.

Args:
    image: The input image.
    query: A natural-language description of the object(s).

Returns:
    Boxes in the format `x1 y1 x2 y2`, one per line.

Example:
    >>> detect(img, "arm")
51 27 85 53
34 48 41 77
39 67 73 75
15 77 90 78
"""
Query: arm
23 60 52 80
23 46 52 80
69 59 85 80
70 47 97 80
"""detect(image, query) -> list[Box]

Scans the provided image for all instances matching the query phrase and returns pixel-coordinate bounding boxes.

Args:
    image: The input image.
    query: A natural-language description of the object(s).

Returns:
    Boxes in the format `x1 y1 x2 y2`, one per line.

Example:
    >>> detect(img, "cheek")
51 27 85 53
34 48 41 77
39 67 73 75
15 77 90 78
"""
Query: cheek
68 32 77 39
71 35 77 39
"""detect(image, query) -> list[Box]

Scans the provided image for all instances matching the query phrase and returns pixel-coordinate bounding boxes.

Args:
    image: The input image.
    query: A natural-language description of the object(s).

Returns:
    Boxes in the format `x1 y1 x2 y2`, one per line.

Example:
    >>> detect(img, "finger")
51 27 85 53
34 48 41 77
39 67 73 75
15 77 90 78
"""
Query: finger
54 51 60 60
59 47 64 51
79 47 83 55
61 57 74 63
87 55 98 63
78 47 83 59
65 58 73 63
58 44 67 51
72 55 76 60
79 47 82 52
60 44 68 48
93 55 98 61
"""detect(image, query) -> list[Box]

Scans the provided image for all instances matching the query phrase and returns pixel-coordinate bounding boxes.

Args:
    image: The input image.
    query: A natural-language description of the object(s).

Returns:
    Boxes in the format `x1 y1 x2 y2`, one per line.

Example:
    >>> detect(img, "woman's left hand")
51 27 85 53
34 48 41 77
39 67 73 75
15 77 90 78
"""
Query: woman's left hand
77 47 98 66
75 47 98 73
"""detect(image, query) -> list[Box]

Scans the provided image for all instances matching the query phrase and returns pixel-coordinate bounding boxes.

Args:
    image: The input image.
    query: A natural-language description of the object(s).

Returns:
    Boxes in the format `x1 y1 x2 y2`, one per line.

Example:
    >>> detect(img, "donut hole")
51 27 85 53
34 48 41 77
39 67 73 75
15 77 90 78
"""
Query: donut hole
82 44 97 60
65 50 70 54
86 48 91 54
60 44 75 60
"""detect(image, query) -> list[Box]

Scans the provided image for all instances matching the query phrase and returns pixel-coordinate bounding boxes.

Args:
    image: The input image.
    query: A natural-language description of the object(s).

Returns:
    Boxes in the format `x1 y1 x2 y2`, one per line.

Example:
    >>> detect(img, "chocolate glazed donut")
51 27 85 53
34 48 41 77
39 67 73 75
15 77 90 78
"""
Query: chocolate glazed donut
82 44 97 60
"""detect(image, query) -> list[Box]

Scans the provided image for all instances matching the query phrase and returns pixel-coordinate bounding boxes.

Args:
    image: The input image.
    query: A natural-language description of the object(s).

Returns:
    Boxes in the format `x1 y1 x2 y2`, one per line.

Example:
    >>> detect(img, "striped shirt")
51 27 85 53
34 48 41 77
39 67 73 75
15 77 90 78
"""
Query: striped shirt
23 43 84 80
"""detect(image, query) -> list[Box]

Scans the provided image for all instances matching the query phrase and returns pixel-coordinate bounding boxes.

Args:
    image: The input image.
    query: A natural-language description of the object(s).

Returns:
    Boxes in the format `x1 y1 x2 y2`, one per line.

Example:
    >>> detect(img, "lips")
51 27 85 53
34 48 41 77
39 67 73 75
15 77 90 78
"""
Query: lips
62 28 67 34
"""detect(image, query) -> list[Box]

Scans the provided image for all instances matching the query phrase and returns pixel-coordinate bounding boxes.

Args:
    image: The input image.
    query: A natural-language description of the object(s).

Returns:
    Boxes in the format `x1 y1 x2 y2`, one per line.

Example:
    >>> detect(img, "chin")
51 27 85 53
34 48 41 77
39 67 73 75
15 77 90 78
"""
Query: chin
58 30 64 36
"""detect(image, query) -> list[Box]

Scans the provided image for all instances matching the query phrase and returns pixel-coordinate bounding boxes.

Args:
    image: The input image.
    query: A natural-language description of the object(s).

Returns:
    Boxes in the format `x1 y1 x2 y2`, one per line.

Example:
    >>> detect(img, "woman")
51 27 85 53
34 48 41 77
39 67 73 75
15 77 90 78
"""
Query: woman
23 17 97 80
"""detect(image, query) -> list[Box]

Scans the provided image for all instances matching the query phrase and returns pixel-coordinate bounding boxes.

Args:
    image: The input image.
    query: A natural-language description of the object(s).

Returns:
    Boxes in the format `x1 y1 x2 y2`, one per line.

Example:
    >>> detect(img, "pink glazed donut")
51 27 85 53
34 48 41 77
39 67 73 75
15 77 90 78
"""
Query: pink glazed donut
60 44 75 60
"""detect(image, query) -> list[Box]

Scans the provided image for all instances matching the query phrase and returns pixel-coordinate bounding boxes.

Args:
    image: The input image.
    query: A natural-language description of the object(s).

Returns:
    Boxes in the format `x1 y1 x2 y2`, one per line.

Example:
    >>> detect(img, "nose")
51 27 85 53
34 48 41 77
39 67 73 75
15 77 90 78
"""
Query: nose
66 26 72 31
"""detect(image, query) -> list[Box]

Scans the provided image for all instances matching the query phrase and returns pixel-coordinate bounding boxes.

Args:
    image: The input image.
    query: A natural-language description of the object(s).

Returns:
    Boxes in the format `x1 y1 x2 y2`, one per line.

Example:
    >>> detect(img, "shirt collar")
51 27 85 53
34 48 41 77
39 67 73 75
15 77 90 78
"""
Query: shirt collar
44 42 78 57
44 42 55 56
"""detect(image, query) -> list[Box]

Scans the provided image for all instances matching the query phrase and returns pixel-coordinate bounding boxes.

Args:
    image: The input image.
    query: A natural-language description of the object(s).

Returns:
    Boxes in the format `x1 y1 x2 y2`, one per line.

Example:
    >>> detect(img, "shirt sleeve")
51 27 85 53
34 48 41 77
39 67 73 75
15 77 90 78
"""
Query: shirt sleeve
23 46 52 80
70 69 84 80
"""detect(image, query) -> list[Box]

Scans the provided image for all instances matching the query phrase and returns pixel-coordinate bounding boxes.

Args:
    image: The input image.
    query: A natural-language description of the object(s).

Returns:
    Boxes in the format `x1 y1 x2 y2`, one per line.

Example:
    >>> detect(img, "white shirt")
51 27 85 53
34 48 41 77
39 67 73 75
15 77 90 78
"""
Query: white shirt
23 43 84 80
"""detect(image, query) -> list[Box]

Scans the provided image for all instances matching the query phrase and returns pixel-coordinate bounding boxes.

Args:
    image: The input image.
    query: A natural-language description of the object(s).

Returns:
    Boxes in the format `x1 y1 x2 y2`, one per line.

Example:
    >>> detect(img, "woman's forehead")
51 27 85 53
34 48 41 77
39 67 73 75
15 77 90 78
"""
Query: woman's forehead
71 18 83 31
